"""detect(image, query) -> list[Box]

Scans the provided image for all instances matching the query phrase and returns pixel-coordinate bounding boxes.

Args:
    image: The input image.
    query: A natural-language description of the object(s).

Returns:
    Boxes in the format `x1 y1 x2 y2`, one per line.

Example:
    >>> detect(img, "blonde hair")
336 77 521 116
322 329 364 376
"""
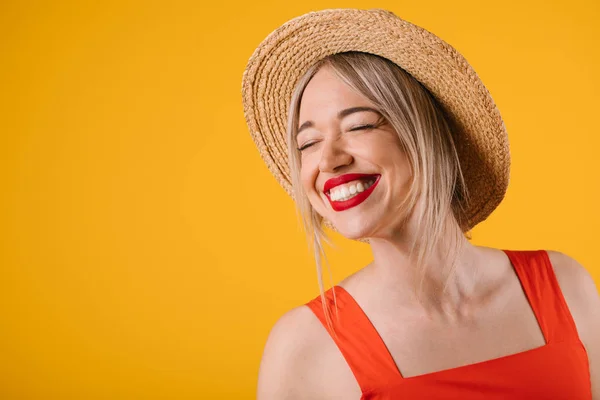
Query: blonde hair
286 52 473 332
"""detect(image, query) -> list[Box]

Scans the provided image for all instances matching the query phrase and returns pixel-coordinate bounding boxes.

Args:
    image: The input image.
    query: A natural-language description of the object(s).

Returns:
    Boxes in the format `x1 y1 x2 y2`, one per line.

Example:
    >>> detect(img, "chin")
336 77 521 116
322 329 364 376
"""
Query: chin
330 218 374 240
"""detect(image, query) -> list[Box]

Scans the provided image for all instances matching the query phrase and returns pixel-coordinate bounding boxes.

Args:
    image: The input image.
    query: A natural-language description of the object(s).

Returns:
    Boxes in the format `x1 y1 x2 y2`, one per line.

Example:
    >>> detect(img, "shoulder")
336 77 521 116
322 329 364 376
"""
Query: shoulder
256 303 331 399
545 249 599 325
547 250 600 397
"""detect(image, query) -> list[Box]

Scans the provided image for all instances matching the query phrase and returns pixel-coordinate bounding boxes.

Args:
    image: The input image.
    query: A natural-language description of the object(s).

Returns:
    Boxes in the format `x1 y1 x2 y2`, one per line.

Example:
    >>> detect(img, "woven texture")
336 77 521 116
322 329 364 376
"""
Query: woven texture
241 8 510 233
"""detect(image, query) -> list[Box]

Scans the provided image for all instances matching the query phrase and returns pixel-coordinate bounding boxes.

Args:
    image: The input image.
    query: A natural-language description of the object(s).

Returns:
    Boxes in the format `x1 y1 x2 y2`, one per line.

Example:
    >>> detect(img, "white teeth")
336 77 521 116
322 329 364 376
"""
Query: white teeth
329 178 376 202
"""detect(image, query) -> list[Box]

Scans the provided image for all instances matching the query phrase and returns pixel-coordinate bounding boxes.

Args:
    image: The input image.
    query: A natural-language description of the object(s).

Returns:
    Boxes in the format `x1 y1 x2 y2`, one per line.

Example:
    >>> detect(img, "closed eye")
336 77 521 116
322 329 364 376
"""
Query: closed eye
350 124 375 131
297 124 379 151
297 142 315 151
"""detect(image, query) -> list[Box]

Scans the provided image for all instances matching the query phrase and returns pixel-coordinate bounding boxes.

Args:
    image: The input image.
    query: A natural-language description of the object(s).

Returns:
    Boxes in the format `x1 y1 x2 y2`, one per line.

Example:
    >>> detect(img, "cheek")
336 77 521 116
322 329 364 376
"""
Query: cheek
355 130 399 158
387 151 413 191
365 140 411 185
299 156 319 193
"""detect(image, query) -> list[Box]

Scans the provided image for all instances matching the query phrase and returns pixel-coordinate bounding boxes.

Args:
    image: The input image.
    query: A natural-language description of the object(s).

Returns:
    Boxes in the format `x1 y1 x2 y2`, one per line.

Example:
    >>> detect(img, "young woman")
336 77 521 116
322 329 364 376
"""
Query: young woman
241 8 599 399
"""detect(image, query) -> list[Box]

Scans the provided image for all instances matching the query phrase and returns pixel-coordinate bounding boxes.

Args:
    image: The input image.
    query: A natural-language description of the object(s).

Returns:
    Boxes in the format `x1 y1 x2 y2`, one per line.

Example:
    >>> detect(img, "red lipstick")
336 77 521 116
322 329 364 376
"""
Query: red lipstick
323 174 380 212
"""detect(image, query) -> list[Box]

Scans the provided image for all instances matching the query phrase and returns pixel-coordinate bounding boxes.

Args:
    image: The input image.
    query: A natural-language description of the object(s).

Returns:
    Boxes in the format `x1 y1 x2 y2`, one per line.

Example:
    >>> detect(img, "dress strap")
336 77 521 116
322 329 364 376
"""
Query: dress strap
503 249 581 344
306 286 402 393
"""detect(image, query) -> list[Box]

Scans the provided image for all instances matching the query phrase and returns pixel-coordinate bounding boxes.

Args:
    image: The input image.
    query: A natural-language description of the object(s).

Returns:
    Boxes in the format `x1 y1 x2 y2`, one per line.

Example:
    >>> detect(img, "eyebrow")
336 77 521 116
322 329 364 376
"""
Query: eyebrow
296 106 382 136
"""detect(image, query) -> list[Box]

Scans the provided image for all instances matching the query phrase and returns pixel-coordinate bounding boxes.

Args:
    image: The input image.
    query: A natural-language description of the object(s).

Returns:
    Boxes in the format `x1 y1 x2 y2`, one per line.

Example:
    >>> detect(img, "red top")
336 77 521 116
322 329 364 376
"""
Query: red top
306 249 591 399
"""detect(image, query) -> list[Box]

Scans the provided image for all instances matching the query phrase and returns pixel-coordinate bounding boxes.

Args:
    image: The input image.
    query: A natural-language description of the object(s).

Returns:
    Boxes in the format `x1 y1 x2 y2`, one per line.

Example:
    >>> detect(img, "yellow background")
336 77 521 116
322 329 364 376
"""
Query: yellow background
1 0 598 398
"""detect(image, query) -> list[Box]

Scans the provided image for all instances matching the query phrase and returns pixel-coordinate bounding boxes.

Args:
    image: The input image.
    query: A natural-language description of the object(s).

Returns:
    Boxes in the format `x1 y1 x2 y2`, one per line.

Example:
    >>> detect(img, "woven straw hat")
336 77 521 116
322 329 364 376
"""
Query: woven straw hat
241 8 510 233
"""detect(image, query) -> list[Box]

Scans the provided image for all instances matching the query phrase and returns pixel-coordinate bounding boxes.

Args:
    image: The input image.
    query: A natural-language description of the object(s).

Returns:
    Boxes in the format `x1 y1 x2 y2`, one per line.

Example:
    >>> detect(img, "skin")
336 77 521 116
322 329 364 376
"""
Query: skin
256 65 600 399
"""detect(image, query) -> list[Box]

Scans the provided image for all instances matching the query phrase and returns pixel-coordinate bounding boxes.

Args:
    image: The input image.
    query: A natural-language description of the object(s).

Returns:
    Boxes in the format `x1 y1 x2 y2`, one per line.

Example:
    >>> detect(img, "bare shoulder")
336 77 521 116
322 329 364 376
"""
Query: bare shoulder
546 249 600 330
546 250 600 397
256 304 338 400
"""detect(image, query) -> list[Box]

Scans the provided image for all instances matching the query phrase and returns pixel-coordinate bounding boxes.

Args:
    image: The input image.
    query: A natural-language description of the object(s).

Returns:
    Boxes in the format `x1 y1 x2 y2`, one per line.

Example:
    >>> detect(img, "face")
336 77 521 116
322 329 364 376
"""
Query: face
296 65 414 240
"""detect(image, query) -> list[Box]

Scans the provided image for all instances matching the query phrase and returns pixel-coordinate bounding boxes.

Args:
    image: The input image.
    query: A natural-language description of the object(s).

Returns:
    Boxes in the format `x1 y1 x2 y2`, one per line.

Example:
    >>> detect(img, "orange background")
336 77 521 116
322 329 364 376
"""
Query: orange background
1 0 598 398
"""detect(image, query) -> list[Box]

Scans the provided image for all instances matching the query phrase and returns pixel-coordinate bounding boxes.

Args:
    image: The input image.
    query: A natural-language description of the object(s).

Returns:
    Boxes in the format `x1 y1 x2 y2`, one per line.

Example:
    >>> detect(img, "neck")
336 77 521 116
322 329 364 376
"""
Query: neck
365 212 487 319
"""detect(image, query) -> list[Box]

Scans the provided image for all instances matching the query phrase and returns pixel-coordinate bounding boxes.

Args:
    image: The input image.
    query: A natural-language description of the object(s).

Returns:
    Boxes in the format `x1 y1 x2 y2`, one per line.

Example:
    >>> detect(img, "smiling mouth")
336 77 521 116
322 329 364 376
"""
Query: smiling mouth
325 175 381 212
327 177 377 202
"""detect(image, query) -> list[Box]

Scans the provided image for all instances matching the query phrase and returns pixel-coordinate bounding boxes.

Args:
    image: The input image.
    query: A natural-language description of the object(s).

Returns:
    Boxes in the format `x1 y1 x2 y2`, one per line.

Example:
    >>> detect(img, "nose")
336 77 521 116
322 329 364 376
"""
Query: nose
318 137 353 173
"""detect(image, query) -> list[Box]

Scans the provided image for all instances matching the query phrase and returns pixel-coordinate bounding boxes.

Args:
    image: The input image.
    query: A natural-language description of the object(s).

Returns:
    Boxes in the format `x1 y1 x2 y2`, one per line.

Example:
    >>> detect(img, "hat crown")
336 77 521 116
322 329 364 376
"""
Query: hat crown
242 8 510 233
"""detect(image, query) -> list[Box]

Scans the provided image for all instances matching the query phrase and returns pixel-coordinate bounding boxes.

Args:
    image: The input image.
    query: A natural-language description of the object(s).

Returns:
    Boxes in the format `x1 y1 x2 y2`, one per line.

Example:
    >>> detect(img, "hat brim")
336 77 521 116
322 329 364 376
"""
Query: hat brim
242 8 510 235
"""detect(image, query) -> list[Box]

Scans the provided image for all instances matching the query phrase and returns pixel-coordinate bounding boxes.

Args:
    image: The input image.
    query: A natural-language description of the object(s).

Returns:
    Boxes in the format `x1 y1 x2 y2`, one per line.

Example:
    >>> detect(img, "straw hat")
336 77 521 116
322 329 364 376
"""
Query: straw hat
241 8 510 233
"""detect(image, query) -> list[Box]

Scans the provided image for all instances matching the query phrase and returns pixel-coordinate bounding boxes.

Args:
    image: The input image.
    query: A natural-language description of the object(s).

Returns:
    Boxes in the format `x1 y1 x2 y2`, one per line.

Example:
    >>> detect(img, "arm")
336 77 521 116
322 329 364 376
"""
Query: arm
256 306 314 400
548 250 600 399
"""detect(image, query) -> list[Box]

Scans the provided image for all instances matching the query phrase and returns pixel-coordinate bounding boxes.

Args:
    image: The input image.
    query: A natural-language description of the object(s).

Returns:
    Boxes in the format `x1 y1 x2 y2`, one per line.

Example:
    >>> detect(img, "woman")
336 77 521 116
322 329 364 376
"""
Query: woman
241 8 599 399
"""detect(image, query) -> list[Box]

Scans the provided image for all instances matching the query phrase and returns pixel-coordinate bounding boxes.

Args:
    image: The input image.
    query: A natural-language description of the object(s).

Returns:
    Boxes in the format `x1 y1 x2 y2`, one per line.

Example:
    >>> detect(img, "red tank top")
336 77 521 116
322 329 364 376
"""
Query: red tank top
306 249 591 399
